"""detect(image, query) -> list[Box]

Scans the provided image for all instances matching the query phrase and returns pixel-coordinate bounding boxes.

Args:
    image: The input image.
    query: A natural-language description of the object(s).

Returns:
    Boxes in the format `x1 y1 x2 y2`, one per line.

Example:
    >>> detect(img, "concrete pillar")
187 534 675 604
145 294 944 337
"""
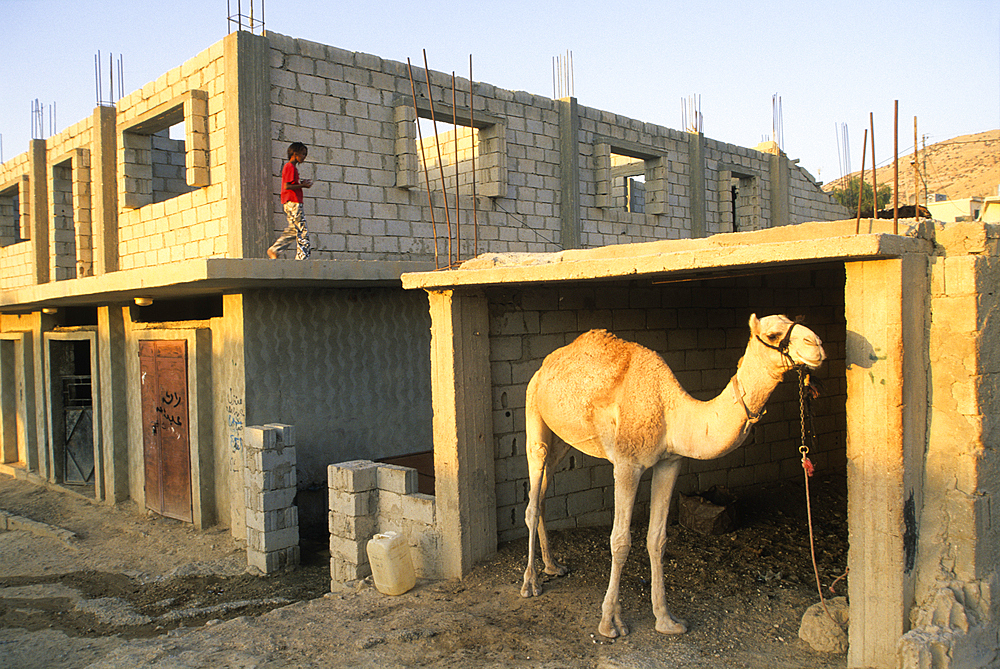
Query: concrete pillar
29 140 49 284
427 289 496 578
220 294 249 536
687 131 706 238
845 255 927 668
224 31 272 259
97 305 128 502
91 106 118 275
558 97 581 250
31 312 56 479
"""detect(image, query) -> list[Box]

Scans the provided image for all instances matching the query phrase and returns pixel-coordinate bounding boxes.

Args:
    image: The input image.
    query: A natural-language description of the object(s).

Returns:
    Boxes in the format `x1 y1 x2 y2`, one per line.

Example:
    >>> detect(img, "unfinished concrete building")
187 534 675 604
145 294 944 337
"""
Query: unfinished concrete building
18 25 989 666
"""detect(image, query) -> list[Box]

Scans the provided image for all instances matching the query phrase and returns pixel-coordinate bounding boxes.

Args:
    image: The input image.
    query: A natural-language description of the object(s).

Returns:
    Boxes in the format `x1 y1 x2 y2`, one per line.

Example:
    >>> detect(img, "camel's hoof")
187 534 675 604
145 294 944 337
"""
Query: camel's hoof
655 618 688 635
597 622 619 639
520 581 541 598
544 562 569 577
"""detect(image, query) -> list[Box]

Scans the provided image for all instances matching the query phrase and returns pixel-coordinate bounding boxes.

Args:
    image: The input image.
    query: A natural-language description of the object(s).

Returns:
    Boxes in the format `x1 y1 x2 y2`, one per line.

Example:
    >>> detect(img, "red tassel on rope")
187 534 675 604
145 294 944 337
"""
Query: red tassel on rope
802 457 815 477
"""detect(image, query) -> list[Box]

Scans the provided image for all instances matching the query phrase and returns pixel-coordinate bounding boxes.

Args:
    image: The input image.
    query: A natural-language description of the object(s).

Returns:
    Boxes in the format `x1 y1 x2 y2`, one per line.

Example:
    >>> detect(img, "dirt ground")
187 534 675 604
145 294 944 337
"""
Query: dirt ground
0 472 848 668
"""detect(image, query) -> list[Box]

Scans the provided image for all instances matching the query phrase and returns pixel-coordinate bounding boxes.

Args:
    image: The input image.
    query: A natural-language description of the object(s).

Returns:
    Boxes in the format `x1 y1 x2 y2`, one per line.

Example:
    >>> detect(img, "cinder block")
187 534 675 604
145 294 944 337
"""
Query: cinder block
329 489 374 517
377 464 417 494
247 525 299 553
264 423 296 447
402 493 436 525
329 533 368 564
245 425 277 451
328 461 378 492
328 510 377 540
260 487 296 511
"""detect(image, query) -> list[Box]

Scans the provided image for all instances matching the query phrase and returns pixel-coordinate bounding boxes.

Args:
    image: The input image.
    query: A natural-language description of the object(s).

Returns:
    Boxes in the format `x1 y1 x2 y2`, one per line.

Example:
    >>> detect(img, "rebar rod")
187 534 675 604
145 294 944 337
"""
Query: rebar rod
452 71 460 266
856 128 868 234
893 101 899 233
870 113 877 218
913 117 919 210
470 54 478 258
406 57 439 268
423 50 452 267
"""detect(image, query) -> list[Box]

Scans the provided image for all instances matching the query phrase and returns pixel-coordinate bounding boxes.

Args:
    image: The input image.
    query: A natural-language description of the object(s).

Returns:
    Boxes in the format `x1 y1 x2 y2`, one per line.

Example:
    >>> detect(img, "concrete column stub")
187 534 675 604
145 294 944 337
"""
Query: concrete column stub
558 97 580 250
29 140 49 284
427 289 496 578
224 31 272 259
91 106 118 275
844 255 927 669
687 131 706 239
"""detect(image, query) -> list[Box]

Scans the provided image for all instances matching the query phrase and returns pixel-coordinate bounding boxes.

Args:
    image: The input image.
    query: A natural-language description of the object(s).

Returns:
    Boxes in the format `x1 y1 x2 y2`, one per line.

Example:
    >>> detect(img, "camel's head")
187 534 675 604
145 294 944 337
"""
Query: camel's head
749 314 826 370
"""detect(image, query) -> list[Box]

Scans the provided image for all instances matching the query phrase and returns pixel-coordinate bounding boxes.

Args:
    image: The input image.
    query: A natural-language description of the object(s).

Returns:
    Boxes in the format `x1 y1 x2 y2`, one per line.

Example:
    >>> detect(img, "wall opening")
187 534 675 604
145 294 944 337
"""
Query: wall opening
48 338 95 493
729 171 760 232
51 159 78 280
0 181 26 245
611 153 646 213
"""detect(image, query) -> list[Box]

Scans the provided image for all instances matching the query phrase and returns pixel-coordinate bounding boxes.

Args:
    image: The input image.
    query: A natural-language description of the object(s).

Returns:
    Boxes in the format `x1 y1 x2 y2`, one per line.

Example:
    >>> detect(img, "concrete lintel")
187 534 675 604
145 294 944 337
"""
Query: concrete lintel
0 258 436 312
402 223 932 291
427 289 496 578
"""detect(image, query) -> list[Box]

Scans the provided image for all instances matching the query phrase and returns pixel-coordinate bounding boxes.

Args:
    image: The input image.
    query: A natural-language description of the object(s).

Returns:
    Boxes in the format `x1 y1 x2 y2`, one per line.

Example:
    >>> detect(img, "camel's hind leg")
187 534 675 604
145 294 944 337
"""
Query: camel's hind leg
520 401 569 597
647 457 687 634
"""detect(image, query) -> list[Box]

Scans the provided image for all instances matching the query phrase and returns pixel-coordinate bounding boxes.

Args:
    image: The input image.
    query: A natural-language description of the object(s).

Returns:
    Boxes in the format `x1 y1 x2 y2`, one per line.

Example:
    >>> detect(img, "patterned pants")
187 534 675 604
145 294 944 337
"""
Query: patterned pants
268 202 311 259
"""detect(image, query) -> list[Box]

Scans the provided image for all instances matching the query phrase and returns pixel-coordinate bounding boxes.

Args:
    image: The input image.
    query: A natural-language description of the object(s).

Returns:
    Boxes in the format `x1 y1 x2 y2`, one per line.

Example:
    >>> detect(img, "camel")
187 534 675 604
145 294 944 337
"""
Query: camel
519 314 826 638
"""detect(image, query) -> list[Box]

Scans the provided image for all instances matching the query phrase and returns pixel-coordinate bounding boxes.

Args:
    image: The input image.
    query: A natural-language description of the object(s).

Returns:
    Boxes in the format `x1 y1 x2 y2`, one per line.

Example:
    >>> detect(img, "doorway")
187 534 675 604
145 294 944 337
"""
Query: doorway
47 338 96 493
139 340 193 522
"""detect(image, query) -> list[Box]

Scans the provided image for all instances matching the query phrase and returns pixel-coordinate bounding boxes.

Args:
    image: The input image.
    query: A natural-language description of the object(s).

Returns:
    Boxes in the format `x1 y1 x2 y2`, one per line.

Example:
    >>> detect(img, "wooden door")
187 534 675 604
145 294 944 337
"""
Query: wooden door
139 340 192 522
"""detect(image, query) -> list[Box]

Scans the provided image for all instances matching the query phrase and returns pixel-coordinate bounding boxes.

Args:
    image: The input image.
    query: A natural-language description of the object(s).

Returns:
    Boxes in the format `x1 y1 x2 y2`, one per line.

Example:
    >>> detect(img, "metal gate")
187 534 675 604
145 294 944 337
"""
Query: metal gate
139 340 192 522
62 375 94 484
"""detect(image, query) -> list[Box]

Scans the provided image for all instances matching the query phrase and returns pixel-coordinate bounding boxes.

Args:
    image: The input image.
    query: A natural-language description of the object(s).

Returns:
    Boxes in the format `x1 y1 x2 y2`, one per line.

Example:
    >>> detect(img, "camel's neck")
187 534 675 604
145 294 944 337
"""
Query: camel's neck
665 345 787 461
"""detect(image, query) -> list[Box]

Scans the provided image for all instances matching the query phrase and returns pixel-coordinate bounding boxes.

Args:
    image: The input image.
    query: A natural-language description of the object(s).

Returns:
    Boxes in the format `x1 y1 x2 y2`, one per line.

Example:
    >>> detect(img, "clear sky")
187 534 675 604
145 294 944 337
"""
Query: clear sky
2 0 998 185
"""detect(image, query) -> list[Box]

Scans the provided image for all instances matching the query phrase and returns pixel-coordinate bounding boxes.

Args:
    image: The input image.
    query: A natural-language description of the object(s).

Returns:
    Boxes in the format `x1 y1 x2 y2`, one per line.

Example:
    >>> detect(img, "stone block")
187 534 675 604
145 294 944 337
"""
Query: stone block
329 460 378 492
377 464 417 494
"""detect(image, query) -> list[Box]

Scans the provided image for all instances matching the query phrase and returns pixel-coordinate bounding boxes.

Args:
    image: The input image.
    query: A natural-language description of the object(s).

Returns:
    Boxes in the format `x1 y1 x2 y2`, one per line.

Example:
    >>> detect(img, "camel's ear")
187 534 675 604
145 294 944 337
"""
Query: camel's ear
748 313 760 333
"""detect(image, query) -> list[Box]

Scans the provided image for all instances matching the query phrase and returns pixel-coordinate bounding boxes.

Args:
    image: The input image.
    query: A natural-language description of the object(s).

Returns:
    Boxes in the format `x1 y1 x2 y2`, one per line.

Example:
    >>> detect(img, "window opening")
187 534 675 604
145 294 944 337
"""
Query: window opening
611 153 646 214
51 159 77 280
0 183 25 245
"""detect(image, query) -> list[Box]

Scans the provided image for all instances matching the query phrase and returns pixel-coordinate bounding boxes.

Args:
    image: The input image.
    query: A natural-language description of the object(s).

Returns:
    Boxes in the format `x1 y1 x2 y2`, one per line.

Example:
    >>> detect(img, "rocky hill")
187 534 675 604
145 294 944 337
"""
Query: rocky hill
822 129 999 204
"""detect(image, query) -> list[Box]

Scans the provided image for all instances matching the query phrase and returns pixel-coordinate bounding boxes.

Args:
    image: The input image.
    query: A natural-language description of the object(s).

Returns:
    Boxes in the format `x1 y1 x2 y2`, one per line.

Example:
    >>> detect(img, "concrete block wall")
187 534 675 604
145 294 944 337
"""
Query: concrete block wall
45 117 95 280
328 459 440 587
116 41 228 269
487 269 847 543
266 32 846 262
901 222 1000 667
244 423 300 573
0 154 33 290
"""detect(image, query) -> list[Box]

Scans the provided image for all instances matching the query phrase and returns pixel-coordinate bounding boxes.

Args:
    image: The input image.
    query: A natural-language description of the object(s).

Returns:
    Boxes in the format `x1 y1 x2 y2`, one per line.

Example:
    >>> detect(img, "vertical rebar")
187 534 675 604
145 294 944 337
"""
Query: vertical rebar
452 71 460 266
406 58 439 268
870 113 877 218
856 128 868 234
423 50 452 267
913 117 920 211
893 101 899 233
470 54 478 258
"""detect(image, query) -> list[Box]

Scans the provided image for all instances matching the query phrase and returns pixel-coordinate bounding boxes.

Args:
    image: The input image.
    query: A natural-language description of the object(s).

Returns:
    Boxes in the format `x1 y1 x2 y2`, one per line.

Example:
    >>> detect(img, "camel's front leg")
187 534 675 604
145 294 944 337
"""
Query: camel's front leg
537 441 570 578
647 457 687 634
599 463 644 638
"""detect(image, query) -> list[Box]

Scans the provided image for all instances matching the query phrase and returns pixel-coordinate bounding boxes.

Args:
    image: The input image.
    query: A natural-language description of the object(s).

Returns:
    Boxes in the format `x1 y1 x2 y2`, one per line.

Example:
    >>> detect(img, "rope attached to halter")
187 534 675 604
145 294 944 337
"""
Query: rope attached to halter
798 366 842 627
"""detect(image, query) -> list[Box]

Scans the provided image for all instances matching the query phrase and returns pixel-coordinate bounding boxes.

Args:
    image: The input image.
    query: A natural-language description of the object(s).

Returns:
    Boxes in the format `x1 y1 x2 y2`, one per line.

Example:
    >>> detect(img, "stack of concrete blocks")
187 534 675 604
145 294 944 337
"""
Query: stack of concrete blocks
328 459 438 588
243 423 300 573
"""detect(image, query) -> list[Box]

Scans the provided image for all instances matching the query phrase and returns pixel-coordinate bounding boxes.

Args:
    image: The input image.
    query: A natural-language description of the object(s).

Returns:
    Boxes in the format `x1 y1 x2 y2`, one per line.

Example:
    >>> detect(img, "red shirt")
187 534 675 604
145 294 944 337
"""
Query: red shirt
281 161 302 204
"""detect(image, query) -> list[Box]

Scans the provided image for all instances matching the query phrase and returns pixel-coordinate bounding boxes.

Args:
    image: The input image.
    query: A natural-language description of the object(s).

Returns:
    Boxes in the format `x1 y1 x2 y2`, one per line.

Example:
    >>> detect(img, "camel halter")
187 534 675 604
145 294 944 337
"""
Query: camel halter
755 320 798 366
